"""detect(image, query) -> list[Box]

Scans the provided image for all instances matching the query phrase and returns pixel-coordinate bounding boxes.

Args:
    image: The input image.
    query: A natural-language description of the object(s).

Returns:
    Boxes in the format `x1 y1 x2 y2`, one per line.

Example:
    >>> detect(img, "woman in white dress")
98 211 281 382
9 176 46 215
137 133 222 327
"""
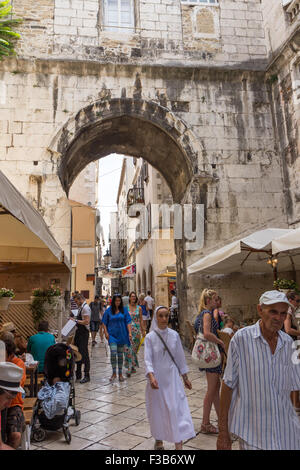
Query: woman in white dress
144 306 195 450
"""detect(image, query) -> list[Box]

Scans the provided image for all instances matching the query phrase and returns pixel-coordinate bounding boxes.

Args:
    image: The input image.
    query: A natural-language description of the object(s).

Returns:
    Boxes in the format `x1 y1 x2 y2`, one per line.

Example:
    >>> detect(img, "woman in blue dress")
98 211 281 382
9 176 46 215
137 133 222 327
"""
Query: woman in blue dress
194 289 225 435
102 294 132 382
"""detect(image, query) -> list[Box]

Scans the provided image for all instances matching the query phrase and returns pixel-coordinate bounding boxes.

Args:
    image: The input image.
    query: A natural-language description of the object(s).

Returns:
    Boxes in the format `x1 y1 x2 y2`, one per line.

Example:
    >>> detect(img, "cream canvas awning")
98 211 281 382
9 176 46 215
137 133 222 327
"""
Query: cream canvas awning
187 228 300 275
272 227 300 254
0 171 71 271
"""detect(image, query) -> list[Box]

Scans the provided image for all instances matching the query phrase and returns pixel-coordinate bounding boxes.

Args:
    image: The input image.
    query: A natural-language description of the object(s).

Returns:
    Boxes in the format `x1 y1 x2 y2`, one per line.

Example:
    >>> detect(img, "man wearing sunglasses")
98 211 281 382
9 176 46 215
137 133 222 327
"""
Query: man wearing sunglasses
0 360 24 450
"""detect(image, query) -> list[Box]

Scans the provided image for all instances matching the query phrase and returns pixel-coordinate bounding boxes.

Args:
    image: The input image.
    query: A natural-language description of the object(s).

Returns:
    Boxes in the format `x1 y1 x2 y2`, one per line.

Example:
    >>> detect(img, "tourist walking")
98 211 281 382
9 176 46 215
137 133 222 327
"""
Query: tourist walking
145 291 155 320
283 291 300 413
217 290 300 450
102 294 132 383
194 288 225 435
72 294 91 384
124 292 146 377
89 295 102 346
170 290 179 331
213 296 225 329
144 306 195 450
122 291 130 308
139 293 150 332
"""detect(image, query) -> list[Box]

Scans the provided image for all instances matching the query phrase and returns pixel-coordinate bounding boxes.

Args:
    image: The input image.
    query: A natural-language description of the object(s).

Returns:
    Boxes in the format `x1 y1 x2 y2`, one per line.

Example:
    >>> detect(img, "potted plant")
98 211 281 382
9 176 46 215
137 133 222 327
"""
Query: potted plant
273 279 299 293
0 288 15 311
30 285 62 327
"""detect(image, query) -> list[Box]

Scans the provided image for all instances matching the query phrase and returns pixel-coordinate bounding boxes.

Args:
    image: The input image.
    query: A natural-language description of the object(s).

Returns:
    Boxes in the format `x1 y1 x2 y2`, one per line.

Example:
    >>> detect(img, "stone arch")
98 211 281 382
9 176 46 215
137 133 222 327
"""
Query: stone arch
50 97 200 203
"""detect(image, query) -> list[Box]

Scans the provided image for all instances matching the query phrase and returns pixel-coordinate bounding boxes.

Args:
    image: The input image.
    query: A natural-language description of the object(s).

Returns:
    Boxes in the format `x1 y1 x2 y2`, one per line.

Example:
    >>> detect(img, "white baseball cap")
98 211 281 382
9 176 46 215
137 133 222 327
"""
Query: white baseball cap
0 361 25 394
259 290 293 307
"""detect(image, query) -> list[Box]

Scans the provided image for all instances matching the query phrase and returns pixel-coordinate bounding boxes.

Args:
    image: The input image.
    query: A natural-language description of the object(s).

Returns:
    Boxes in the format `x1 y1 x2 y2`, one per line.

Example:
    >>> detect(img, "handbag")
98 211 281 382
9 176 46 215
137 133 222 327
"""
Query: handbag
191 331 221 368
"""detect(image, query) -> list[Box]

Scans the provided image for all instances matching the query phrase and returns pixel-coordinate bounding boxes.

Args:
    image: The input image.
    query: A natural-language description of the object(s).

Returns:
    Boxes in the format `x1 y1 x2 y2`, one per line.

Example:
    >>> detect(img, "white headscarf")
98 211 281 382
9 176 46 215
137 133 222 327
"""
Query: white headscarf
150 305 169 332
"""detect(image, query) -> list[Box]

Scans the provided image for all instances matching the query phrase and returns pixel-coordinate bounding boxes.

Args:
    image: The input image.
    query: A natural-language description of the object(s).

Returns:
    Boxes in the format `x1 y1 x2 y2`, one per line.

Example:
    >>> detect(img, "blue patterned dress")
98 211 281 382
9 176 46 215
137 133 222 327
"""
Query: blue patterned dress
194 309 223 374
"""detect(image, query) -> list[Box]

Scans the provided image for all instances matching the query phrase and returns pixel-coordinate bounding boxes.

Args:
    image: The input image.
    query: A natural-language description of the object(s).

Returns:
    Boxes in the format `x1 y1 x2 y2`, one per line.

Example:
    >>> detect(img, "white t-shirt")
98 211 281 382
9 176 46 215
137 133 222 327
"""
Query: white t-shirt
145 296 154 310
171 295 178 309
78 302 91 331
222 327 234 335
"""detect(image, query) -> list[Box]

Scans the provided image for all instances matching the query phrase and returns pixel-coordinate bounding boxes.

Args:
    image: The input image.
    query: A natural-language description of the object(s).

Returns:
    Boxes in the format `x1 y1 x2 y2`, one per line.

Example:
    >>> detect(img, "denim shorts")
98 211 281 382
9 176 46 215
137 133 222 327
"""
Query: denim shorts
90 321 101 332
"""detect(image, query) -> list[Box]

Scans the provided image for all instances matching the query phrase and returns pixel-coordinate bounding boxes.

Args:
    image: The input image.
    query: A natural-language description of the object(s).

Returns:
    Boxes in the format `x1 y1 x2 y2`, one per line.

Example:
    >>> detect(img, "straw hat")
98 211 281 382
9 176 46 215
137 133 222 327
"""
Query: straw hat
69 344 82 362
0 361 25 393
1 322 16 333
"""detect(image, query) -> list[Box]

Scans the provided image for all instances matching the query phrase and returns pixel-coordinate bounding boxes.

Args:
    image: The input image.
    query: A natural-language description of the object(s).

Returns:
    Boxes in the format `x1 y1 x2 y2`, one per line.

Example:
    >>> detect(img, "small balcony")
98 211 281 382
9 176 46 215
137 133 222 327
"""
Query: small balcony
285 0 300 22
127 187 145 217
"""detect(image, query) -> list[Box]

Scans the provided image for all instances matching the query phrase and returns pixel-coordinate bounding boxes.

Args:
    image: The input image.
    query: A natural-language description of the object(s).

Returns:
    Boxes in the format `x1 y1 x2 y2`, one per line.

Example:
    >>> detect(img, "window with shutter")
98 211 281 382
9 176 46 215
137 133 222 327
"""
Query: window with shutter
103 0 135 32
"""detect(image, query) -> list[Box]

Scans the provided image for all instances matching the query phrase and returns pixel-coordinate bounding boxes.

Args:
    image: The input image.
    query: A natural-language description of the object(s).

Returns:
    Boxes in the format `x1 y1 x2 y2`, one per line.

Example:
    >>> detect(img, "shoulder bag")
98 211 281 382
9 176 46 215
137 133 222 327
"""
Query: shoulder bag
154 330 181 375
191 311 221 368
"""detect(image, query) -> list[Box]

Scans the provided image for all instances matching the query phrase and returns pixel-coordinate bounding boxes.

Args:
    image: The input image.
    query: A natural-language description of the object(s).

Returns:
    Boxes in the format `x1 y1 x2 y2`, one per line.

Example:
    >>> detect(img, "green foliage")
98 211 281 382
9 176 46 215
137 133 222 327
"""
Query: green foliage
30 286 61 326
0 287 14 298
273 279 299 291
0 0 21 60
32 286 62 297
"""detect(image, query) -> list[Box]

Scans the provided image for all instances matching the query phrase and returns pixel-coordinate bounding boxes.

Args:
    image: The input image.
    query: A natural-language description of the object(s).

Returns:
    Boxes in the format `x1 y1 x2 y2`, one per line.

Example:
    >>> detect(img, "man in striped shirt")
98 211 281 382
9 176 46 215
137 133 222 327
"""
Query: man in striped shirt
217 290 300 450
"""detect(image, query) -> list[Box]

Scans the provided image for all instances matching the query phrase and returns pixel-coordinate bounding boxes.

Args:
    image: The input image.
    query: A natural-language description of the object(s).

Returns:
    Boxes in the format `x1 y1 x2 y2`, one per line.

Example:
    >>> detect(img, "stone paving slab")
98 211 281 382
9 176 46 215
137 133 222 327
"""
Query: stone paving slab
30 340 234 451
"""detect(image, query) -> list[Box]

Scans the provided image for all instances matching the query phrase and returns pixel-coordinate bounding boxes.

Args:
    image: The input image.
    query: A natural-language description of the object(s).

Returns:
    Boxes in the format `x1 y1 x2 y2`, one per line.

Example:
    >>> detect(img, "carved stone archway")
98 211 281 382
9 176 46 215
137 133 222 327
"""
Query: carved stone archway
49 97 200 203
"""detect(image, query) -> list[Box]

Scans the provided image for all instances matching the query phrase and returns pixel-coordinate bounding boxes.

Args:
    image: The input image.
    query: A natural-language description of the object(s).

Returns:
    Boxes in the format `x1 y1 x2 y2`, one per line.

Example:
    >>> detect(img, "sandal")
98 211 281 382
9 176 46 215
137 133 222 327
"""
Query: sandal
109 375 117 382
200 423 219 434
119 375 125 382
154 440 164 450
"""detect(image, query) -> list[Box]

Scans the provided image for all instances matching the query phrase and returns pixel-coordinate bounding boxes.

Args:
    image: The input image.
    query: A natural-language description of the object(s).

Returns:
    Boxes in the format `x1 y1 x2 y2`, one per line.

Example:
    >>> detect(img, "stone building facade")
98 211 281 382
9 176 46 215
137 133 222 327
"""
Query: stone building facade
0 0 299 328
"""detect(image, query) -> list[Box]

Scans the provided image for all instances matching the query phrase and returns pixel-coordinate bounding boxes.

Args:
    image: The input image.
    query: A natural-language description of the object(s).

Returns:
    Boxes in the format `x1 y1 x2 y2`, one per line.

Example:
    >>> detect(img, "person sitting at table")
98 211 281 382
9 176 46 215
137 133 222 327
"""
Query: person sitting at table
27 321 55 373
0 360 25 451
0 323 27 356
3 337 26 449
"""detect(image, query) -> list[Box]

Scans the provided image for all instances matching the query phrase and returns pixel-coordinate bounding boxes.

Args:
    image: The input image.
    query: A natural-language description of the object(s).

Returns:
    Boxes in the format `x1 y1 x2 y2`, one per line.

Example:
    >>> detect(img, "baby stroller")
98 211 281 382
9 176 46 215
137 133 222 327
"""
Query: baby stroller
31 343 81 444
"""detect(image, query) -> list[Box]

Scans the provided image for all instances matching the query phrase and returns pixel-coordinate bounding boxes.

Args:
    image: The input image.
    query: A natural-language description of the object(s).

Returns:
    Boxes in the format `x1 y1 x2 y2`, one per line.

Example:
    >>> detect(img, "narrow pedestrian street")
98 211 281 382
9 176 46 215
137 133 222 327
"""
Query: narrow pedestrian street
30 340 239 451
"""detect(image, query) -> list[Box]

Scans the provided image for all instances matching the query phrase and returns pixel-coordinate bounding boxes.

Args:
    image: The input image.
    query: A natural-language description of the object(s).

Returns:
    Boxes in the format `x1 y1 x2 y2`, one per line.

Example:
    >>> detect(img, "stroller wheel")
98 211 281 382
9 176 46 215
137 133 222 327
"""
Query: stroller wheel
75 410 81 426
63 427 72 444
32 428 46 442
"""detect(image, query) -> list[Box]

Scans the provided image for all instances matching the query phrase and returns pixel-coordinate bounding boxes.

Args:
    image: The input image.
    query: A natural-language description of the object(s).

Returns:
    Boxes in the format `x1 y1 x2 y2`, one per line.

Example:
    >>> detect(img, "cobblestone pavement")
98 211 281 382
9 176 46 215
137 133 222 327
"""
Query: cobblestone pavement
30 340 240 451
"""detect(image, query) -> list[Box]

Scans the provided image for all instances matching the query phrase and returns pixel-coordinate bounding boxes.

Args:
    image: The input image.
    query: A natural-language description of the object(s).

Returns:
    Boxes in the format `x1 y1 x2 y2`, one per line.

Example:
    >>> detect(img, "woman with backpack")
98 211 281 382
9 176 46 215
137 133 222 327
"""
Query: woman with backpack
102 294 132 383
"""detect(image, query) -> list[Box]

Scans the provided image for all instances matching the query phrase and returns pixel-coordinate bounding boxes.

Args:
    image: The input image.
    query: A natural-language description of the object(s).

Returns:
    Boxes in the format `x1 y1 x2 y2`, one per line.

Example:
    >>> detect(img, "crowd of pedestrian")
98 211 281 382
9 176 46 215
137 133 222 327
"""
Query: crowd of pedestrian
1 284 299 451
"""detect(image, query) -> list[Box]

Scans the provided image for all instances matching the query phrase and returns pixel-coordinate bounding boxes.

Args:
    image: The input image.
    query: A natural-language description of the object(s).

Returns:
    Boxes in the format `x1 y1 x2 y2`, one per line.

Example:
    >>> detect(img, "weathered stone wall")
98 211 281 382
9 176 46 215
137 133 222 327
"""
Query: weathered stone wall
2 0 299 326
188 269 300 325
0 270 70 301
261 0 299 60
11 0 267 69
0 57 288 323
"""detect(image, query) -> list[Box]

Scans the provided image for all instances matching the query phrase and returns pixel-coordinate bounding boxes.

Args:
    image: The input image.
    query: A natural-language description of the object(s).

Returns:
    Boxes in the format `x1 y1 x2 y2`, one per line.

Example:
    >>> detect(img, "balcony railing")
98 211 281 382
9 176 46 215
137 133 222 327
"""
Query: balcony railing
285 0 300 22
127 187 145 216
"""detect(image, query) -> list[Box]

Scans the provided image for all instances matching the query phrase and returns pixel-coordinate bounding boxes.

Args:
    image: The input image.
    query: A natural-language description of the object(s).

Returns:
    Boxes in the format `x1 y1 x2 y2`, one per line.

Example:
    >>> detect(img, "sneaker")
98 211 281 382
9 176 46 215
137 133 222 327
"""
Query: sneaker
80 376 90 384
